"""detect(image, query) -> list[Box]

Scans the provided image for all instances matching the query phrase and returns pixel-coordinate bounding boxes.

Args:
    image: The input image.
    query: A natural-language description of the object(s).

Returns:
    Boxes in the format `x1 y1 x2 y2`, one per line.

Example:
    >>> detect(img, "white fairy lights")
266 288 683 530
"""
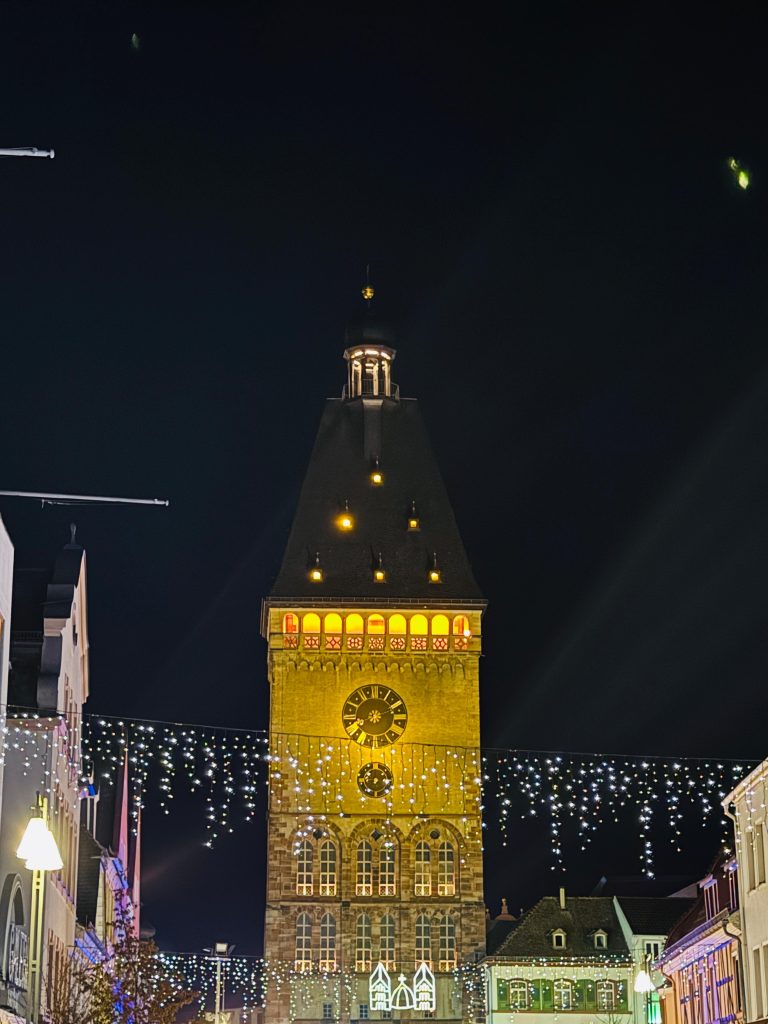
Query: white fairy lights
0 708 755 869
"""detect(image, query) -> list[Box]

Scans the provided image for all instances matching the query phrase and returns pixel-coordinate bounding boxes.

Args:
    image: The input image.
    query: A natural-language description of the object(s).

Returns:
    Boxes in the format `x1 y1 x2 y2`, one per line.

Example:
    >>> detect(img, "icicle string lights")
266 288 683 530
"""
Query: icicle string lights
0 708 757 866
490 751 751 876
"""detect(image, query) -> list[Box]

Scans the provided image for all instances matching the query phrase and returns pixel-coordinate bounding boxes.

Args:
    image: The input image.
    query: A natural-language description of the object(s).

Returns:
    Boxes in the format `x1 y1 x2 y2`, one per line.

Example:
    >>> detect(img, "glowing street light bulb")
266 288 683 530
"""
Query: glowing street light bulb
634 969 655 994
17 816 62 872
370 471 383 486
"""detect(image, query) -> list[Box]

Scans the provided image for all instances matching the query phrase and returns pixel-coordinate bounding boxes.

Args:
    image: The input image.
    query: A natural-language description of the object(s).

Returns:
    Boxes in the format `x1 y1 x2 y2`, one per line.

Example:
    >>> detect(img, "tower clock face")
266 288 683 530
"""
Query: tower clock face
357 762 394 797
342 684 408 747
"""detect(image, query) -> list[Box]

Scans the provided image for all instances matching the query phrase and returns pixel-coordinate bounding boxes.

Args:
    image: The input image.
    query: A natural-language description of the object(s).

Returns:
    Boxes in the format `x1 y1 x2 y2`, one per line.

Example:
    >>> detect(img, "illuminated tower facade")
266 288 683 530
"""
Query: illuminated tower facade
261 304 486 1023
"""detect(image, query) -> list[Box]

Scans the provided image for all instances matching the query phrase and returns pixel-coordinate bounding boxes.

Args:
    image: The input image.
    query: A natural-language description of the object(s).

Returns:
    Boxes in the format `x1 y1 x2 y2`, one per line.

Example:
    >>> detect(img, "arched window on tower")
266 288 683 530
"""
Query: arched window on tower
380 914 396 970
437 841 455 895
379 842 397 896
346 613 364 650
431 614 449 652
389 613 407 652
356 840 373 896
302 612 320 650
295 913 312 971
319 913 336 971
296 839 313 895
324 612 342 650
283 613 298 633
415 841 431 895
367 614 385 651
411 614 428 652
453 614 471 650
438 914 456 970
319 840 337 896
415 914 431 968
356 914 372 972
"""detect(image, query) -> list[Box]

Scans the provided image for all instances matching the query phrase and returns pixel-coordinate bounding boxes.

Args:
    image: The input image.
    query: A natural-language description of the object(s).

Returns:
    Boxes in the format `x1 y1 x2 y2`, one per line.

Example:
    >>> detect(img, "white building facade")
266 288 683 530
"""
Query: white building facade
725 759 768 1023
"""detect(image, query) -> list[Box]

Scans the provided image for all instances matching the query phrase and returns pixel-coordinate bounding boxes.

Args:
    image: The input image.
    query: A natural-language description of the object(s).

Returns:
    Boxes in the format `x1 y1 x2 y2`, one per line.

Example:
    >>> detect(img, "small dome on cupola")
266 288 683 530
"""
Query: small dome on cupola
343 271 398 400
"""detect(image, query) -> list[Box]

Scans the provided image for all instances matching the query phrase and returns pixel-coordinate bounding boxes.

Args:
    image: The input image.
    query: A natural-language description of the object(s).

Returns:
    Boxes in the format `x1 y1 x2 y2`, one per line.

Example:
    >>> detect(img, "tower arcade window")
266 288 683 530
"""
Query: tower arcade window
356 914 372 972
295 913 312 971
438 914 456 970
296 840 313 896
283 613 298 633
437 841 455 895
356 841 373 896
415 841 431 895
411 614 428 652
319 840 337 896
389 614 407 651
319 913 336 971
416 914 431 967
379 844 397 896
380 914 396 969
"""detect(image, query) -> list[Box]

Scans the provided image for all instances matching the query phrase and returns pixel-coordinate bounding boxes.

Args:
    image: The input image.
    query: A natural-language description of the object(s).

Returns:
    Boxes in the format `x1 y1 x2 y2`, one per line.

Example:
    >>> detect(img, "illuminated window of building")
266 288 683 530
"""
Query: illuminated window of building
319 840 337 896
359 1004 369 1020
303 613 321 633
356 914 372 972
416 914 431 967
296 840 313 895
380 914 396 969
757 824 767 886
437 841 455 895
324 612 342 634
593 930 607 949
644 940 661 959
379 843 397 896
552 929 566 949
356 840 373 896
648 991 662 1024
432 615 449 635
509 981 529 1010
438 915 456 971
747 834 757 891
322 1004 333 1021
319 913 336 971
453 615 470 636
389 614 406 634
295 913 312 971
415 841 431 896
283 613 299 633
728 863 739 909
346 613 363 633
410 614 428 635
554 980 573 1011
703 880 719 920
368 615 386 634
597 980 616 1011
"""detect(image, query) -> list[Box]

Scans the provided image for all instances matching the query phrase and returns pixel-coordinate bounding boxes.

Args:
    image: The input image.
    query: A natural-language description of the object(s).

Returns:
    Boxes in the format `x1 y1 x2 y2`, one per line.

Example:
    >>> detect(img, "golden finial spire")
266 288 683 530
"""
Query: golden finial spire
361 263 375 306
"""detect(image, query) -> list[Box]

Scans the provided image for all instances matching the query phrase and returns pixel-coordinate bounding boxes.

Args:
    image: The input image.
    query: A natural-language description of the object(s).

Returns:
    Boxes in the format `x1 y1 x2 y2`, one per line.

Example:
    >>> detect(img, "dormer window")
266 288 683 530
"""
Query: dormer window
308 552 324 583
552 929 566 949
407 501 420 531
593 930 607 949
370 458 384 486
373 553 386 583
336 500 354 531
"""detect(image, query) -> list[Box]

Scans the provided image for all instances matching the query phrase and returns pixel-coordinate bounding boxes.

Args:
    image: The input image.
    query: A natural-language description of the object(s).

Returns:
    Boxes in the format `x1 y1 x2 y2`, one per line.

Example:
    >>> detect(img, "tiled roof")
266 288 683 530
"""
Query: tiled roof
616 897 695 936
269 397 483 604
493 897 630 960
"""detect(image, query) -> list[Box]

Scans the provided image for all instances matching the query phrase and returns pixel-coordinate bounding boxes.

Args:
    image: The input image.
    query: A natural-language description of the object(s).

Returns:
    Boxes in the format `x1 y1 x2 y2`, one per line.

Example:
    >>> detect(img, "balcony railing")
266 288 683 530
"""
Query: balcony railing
280 632 472 653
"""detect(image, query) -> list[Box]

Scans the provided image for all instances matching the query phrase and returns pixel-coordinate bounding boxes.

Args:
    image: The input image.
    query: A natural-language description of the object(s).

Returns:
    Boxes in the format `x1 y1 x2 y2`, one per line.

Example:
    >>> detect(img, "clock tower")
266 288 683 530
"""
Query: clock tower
261 300 486 1022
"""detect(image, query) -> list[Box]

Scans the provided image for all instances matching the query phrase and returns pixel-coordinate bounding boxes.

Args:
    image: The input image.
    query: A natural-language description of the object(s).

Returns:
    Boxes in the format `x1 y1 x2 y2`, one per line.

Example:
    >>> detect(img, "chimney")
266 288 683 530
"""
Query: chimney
559 887 566 910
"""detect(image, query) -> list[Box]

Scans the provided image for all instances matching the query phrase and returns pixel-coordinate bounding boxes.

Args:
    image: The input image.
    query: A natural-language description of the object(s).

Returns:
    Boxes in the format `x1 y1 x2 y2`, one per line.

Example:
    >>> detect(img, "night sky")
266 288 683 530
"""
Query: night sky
2 2 768 955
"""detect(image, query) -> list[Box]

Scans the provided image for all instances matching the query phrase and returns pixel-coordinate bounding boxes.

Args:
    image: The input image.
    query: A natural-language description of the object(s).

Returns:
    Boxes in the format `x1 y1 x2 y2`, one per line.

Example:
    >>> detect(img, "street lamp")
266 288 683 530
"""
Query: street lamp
0 148 54 159
204 942 234 1023
17 797 62 1023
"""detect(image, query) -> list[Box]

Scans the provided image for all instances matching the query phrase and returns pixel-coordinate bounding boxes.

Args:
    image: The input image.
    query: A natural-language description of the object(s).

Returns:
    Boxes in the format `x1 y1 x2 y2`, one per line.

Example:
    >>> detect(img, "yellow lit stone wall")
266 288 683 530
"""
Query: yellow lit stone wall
263 605 486 1023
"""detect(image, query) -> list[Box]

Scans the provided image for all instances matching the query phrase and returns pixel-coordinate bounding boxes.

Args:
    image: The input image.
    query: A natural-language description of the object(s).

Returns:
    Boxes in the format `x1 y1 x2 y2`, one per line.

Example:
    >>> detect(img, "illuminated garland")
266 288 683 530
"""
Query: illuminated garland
489 751 750 876
0 710 756 868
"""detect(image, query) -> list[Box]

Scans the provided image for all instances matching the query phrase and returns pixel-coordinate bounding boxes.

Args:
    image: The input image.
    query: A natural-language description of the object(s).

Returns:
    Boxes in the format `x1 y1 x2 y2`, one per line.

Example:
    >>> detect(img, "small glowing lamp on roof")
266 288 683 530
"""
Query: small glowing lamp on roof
428 552 441 584
373 552 386 583
308 552 324 583
370 457 384 486
729 157 750 190
336 500 354 531
407 501 420 531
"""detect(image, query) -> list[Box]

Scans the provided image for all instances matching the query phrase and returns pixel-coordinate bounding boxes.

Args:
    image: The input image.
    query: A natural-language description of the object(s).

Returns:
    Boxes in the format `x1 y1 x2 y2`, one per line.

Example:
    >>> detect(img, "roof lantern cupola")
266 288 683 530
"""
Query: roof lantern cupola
343 271 398 400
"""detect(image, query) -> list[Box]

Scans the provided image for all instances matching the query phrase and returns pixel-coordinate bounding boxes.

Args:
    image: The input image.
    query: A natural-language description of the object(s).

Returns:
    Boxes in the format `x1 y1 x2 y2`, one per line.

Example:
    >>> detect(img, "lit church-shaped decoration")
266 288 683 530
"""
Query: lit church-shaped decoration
390 973 416 1011
368 963 392 1011
414 962 437 1012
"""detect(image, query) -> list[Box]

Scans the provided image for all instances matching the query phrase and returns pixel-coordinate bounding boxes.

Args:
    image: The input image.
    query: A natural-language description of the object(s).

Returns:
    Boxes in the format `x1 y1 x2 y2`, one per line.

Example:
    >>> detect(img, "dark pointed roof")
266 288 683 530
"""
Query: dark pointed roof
269 397 484 605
